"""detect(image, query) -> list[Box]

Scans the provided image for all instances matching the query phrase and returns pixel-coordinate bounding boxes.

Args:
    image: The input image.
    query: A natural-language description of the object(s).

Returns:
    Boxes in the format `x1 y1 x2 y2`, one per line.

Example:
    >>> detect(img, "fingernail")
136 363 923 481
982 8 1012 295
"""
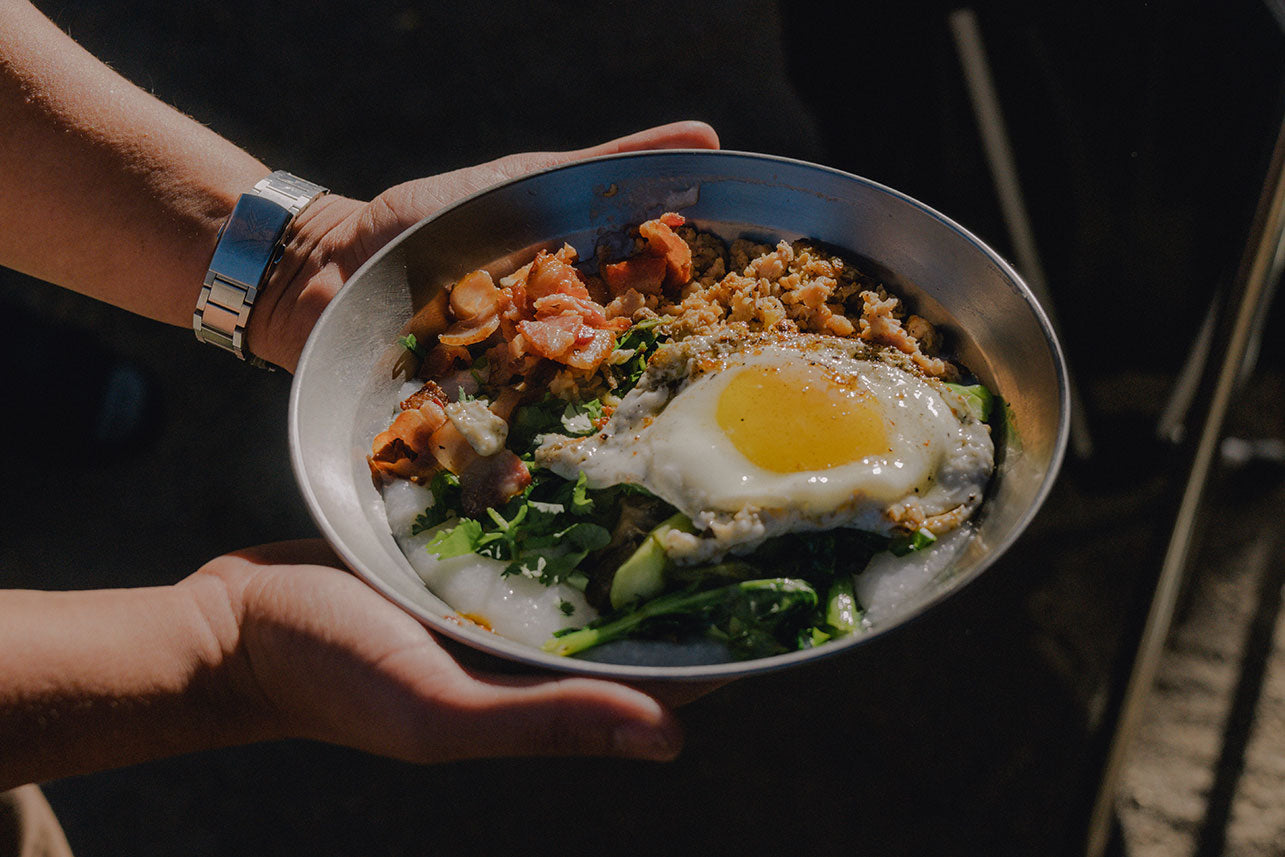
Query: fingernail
612 722 680 761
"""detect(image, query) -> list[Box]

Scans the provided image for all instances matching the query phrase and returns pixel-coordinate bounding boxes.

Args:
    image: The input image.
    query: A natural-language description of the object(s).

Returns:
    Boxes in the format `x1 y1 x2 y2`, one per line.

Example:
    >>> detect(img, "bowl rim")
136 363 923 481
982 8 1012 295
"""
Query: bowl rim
289 148 1071 680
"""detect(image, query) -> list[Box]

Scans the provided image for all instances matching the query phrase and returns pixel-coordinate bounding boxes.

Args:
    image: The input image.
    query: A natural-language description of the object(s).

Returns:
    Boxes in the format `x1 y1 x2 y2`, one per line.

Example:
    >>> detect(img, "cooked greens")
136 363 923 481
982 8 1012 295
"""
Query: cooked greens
544 578 820 659
405 314 993 659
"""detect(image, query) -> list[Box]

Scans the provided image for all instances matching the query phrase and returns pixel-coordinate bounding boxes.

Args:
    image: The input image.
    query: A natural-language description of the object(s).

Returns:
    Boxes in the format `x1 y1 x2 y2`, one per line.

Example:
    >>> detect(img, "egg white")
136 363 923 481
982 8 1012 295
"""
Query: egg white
538 334 994 562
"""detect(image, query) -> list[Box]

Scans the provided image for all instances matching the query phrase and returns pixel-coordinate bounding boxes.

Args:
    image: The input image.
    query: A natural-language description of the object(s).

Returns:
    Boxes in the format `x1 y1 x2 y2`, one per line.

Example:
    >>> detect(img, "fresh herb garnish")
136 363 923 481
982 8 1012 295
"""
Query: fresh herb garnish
469 355 489 387
612 317 666 393
545 578 819 658
560 398 604 435
397 333 426 358
422 467 614 587
410 471 462 533
509 395 568 454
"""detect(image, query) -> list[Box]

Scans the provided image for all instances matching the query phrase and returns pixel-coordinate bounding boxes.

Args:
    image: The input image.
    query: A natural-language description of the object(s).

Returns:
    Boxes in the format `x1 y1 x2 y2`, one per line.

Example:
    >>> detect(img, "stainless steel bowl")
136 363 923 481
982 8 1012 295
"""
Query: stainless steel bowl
289 150 1069 680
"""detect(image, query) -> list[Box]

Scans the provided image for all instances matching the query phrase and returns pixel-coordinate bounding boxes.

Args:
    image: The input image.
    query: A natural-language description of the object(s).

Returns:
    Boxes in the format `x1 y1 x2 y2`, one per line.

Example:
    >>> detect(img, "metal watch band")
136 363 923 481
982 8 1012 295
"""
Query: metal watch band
193 170 328 368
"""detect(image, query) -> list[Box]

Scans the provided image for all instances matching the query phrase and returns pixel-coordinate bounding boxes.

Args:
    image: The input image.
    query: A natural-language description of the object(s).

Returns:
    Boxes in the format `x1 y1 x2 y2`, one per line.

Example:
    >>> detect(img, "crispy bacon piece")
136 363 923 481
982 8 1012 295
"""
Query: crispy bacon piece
427 419 478 475
422 343 470 379
497 286 525 343
639 214 692 291
439 314 499 347
423 390 527 477
604 288 647 320
562 328 617 371
440 270 502 346
482 339 533 385
404 289 450 343
400 380 449 412
459 449 532 518
517 314 586 361
602 255 667 297
526 250 591 303
450 269 500 318
489 245 627 373
533 293 630 331
368 386 450 482
489 387 523 421
583 274 610 306
376 243 633 483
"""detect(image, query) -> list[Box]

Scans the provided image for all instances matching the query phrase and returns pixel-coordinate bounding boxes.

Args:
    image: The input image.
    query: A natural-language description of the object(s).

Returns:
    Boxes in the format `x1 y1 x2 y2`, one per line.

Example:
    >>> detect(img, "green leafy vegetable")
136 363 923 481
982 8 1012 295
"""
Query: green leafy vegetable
612 317 666 393
425 518 484 558
559 398 604 436
545 578 819 658
397 333 426 358
824 574 862 634
421 466 616 588
799 626 832 649
945 382 993 422
410 472 462 533
889 527 937 557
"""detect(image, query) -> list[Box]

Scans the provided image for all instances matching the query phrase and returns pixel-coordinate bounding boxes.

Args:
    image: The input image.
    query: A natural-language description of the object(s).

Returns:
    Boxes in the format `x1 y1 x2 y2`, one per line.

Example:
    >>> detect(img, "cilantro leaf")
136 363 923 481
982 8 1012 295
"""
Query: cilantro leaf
423 464 619 588
560 399 604 435
569 472 595 515
397 333 426 358
509 395 568 453
410 471 463 534
425 518 484 558
612 318 665 393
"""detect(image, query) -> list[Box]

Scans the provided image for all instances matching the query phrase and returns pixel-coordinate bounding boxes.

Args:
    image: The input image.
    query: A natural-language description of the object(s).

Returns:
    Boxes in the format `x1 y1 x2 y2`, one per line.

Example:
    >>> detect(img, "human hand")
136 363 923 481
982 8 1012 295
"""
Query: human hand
248 121 719 371
185 539 693 763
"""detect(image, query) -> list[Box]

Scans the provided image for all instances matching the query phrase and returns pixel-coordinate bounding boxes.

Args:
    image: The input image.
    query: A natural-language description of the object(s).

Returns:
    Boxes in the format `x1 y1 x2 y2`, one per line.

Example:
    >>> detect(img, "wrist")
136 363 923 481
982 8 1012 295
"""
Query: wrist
243 192 365 372
0 584 276 789
194 171 331 371
178 570 287 748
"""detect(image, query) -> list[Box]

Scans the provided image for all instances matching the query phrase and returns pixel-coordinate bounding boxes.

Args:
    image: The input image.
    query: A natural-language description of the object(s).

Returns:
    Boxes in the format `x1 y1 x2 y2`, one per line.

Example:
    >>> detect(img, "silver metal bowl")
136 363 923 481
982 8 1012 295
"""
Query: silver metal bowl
289 150 1069 680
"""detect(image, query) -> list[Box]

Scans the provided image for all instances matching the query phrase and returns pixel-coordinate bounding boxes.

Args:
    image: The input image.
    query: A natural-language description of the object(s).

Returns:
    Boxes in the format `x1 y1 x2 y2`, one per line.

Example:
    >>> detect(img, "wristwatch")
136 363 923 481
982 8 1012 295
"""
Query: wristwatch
193 170 328 368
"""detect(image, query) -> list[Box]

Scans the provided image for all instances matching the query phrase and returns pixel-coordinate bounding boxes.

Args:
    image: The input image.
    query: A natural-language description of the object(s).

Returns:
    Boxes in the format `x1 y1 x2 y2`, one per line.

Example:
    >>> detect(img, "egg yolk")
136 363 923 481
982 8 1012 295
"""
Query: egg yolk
715 363 889 472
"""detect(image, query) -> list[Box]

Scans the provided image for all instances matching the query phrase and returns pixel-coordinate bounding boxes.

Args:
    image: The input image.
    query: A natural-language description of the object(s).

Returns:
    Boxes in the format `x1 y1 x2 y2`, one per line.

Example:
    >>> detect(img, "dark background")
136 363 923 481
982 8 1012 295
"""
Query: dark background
2 1 1283 855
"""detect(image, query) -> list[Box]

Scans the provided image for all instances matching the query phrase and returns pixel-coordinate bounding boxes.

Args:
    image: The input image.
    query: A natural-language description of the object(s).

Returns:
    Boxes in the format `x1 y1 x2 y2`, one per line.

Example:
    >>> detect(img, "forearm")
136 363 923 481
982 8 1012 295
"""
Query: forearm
0 0 268 327
0 578 272 790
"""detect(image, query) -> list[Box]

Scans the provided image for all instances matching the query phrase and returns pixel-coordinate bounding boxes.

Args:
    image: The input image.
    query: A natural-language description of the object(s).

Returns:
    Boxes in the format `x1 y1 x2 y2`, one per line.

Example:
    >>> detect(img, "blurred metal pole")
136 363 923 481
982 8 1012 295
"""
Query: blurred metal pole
1159 0 1285 442
1158 202 1284 443
1081 90 1285 857
949 8 1094 460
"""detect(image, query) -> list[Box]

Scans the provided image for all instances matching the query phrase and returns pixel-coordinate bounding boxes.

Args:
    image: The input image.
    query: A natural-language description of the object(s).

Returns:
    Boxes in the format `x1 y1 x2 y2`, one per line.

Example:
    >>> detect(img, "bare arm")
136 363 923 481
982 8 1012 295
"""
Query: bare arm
0 541 693 792
0 0 722 787
0 1 718 370
0 581 264 790
0 1 720 787
0 0 267 328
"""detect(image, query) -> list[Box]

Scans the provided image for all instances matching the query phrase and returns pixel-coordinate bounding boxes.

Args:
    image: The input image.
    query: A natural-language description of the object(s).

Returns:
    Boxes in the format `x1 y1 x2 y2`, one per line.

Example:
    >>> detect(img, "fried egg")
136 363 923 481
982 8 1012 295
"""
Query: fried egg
537 333 994 563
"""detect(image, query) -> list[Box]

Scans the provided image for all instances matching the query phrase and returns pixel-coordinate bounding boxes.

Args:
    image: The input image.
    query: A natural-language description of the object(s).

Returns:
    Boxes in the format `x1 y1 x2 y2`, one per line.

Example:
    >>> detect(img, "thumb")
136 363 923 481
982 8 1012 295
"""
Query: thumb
373 120 720 239
498 119 721 177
